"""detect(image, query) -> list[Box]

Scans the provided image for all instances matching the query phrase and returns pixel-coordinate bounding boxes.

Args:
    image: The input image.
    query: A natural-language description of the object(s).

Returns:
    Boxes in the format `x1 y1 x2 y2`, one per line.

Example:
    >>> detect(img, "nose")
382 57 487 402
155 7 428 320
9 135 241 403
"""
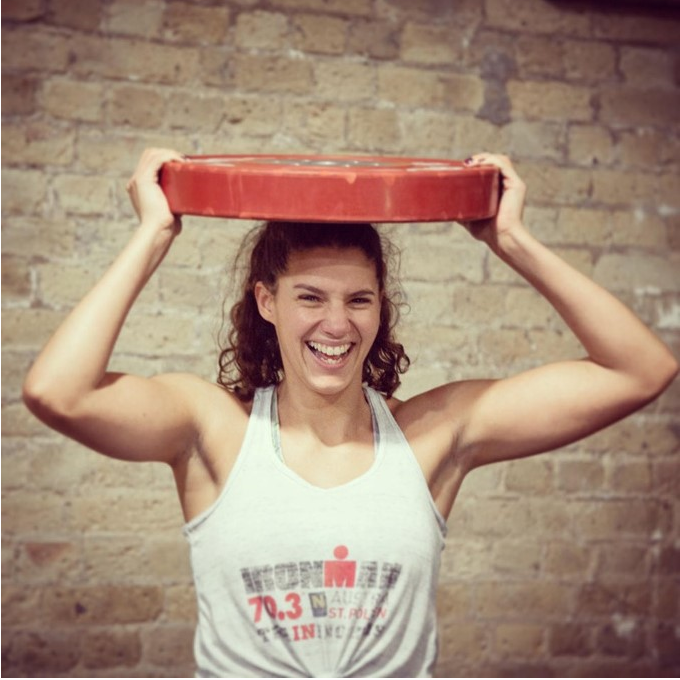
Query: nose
320 302 352 337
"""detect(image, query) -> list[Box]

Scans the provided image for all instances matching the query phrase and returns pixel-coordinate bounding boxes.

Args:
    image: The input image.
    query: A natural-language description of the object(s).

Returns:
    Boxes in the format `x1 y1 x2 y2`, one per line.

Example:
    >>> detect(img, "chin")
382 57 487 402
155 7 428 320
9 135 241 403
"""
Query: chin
302 371 362 397
308 378 352 396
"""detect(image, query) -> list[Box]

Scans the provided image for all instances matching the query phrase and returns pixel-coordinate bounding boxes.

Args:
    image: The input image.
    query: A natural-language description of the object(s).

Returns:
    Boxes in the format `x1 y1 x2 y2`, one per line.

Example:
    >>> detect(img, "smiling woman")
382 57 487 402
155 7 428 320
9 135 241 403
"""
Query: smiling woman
255 245 382 399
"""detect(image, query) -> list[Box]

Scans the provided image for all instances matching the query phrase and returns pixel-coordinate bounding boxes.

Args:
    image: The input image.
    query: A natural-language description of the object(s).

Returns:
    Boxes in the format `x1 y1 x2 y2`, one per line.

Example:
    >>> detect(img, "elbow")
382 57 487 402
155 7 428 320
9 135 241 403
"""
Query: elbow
22 372 76 429
639 350 679 403
23 374 53 423
662 352 680 389
22 372 44 416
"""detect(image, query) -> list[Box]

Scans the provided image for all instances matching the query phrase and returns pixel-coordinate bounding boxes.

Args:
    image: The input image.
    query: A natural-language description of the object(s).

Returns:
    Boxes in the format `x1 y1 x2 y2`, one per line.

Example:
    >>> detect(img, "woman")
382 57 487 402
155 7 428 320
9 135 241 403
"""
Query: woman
23 148 678 677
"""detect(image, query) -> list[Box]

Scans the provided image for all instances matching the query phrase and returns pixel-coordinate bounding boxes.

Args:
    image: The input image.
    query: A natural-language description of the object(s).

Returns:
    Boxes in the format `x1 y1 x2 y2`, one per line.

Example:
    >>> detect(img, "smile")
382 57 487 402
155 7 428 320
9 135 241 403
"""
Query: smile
306 341 353 364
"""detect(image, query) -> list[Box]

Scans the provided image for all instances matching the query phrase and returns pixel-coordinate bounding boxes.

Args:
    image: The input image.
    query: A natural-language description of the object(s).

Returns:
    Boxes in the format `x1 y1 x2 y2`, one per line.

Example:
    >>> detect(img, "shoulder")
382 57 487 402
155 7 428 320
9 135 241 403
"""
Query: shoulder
388 380 478 419
150 372 253 423
389 379 495 447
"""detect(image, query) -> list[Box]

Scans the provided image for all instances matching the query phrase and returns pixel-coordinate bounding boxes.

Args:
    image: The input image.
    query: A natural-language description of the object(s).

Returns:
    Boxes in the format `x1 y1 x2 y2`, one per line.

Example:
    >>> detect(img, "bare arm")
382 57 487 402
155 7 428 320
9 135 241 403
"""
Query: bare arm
449 154 678 468
23 148 204 465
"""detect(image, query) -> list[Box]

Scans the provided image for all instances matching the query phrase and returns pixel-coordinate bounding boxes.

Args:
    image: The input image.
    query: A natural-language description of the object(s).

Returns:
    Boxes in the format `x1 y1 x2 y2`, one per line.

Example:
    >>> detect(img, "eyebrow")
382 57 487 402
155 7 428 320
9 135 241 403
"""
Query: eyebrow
293 284 377 297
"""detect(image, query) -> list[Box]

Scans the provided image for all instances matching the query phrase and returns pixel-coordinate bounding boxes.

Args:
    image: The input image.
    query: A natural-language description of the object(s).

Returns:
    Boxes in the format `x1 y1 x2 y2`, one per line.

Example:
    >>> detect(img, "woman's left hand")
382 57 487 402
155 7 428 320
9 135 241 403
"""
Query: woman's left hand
460 153 527 251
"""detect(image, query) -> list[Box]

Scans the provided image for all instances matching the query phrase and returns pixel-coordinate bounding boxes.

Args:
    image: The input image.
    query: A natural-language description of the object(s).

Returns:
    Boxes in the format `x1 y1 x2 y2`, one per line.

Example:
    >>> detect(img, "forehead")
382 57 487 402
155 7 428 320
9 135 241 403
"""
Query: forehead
281 247 378 287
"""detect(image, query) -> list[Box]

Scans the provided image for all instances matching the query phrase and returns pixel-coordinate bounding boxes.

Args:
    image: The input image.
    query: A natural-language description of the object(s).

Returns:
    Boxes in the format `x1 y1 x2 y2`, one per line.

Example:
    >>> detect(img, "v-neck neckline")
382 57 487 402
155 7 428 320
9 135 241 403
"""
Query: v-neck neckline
269 386 382 491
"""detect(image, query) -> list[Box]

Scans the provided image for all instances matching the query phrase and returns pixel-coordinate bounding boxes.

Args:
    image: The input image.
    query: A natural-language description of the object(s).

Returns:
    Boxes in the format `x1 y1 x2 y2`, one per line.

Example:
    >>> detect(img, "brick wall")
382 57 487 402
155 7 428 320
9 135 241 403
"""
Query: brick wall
2 0 679 676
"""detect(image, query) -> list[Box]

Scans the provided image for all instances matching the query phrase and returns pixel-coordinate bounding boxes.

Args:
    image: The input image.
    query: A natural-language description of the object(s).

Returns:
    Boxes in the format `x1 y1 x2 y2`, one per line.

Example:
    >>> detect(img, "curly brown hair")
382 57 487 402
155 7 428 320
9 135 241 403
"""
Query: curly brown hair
217 221 410 401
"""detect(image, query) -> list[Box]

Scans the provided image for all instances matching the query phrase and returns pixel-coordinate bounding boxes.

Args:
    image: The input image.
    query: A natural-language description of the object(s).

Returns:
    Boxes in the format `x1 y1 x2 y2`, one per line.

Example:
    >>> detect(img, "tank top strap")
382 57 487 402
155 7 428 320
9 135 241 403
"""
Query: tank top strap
252 383 276 422
363 385 448 537
246 384 277 455
363 385 397 446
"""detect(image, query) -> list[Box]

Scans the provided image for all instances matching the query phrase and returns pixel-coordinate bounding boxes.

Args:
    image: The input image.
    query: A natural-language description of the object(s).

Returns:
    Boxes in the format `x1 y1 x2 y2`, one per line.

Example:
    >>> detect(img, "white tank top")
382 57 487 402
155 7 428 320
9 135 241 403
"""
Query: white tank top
183 385 446 678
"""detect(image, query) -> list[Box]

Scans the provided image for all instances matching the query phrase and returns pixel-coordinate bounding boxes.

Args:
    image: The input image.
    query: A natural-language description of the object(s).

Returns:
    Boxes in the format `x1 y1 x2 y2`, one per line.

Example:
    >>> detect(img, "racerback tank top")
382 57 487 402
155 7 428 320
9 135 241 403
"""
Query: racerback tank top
183 385 447 678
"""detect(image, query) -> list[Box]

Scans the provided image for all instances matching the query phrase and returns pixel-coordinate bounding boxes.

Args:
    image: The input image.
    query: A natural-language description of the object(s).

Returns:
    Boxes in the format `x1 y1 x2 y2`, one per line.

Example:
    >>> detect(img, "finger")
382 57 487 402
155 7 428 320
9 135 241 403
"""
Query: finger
132 148 186 183
464 152 498 165
481 154 521 180
146 148 185 167
469 155 527 196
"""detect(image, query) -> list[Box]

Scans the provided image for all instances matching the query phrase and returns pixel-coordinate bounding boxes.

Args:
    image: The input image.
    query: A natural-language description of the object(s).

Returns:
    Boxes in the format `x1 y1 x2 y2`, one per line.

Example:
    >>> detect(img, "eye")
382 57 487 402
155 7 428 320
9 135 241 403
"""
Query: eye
350 296 373 306
298 294 321 303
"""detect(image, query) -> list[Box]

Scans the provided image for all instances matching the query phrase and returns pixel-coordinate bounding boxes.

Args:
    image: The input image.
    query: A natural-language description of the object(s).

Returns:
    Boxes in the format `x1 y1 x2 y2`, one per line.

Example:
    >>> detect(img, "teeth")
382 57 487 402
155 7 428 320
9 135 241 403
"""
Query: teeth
308 341 351 357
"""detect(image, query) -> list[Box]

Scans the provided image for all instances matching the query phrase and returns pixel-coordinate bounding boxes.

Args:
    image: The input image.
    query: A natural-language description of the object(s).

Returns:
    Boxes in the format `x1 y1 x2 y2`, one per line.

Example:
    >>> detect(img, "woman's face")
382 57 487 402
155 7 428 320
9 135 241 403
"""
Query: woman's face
255 246 381 398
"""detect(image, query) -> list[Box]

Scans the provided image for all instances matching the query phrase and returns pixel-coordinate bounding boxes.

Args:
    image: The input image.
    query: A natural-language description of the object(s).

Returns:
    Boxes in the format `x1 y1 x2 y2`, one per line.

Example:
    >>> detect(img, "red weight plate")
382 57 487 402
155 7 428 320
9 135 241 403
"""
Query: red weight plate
160 154 500 223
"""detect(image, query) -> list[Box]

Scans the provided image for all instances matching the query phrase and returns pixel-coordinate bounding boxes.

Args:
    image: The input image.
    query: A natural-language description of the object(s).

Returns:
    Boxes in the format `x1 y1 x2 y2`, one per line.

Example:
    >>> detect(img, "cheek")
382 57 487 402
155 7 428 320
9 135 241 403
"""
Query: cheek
275 308 317 341
362 310 382 344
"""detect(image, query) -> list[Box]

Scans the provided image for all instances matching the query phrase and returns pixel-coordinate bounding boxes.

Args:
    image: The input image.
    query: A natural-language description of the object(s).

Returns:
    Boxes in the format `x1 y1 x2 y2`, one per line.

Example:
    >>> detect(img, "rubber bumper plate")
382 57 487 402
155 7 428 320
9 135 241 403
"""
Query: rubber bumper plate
160 154 500 223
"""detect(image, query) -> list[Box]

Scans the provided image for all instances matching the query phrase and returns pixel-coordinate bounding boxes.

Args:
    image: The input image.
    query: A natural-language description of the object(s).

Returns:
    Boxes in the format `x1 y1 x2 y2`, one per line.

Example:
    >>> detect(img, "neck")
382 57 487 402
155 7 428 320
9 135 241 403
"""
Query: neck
276 380 371 445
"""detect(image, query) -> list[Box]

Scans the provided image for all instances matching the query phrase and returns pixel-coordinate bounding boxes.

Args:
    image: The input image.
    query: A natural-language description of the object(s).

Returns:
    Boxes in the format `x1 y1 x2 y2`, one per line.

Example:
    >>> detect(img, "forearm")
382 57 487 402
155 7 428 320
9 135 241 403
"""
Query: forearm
24 226 176 411
495 227 678 393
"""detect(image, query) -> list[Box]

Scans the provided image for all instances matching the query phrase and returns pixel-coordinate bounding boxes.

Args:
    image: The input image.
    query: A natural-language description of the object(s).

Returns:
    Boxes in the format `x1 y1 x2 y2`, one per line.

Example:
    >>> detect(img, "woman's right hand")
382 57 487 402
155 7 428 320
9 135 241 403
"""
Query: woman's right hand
126 148 185 235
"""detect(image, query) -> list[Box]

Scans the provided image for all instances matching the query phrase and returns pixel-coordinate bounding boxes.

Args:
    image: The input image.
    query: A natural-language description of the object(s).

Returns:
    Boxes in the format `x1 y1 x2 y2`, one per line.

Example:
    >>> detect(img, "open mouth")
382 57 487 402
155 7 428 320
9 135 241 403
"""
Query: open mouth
306 341 354 365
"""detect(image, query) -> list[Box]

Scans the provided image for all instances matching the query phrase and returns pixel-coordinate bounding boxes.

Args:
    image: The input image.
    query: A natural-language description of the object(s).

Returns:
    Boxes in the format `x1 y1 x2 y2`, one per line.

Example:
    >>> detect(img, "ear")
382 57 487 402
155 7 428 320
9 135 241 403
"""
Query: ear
254 281 276 323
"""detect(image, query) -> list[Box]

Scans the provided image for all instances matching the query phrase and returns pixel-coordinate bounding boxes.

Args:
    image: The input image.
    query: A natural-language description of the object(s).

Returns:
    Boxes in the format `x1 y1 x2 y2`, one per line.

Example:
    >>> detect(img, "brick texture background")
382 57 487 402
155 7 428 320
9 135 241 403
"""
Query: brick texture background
2 0 679 676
